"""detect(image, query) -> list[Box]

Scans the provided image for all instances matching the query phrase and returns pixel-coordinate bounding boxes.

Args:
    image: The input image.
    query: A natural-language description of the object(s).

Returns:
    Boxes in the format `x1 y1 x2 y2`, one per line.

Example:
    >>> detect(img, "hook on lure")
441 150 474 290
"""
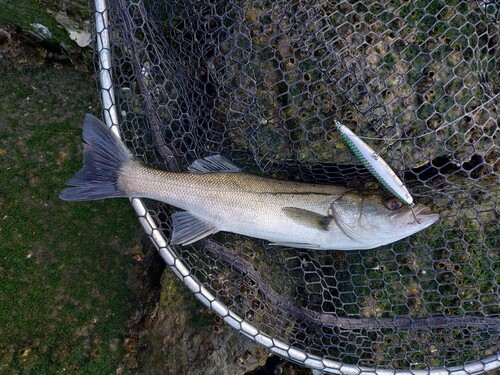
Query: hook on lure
335 121 420 223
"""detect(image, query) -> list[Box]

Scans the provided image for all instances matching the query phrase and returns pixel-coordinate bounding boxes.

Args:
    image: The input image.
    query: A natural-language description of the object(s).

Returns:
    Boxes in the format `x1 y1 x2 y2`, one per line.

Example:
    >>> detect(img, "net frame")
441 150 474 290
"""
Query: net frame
92 0 500 373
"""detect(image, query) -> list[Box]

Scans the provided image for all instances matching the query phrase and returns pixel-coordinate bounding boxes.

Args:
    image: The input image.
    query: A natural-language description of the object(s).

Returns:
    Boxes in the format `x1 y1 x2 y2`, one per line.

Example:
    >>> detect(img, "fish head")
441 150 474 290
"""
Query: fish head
330 192 439 249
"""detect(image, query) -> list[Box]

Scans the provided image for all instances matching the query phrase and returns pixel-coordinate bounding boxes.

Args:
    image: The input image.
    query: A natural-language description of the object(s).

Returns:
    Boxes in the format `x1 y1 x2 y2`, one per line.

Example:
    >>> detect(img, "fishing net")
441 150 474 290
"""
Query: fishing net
92 0 499 373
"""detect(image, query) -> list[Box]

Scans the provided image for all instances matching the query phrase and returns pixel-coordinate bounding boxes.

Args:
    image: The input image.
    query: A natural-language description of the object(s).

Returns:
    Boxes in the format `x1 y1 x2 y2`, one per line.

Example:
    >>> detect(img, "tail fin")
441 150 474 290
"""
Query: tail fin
59 114 133 201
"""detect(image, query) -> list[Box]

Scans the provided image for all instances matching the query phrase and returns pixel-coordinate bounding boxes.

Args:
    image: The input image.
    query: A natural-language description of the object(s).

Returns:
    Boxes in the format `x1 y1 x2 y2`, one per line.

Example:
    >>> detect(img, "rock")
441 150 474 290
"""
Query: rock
137 261 268 375
0 0 90 70
54 11 91 48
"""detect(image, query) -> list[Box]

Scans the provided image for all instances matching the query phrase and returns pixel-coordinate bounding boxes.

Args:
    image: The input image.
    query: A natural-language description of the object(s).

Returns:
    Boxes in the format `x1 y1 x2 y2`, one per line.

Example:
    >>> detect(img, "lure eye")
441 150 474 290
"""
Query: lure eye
385 197 403 211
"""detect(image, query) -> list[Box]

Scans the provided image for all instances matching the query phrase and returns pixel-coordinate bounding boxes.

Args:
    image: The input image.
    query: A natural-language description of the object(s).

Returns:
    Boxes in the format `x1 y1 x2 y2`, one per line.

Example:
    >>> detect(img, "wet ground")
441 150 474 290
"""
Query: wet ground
0 27 146 373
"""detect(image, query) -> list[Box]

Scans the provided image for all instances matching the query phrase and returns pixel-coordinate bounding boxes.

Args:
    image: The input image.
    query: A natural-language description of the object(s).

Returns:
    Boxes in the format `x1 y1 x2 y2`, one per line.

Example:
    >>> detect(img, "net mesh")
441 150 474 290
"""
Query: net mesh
94 0 499 371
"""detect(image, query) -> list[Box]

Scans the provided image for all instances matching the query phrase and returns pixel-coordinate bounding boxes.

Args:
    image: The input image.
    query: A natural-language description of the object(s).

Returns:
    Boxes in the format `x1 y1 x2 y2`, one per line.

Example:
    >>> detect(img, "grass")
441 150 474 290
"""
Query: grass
0 46 142 373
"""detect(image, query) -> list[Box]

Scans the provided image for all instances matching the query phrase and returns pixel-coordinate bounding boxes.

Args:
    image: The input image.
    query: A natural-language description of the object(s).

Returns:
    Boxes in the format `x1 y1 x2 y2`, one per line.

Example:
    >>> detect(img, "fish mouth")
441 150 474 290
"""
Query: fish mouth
407 204 439 227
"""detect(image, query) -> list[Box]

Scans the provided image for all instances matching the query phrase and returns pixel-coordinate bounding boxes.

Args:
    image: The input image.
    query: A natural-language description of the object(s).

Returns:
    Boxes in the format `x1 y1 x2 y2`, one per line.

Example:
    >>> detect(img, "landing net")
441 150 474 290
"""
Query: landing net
92 0 499 373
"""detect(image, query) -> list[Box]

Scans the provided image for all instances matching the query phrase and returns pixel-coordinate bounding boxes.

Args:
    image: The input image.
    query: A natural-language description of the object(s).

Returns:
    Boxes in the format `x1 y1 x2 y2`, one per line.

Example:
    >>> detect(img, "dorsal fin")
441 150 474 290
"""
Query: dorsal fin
187 155 242 174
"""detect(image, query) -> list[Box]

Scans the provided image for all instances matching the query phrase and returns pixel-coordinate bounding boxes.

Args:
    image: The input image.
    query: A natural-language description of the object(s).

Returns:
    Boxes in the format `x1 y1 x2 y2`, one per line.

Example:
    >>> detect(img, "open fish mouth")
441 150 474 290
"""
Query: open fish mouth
407 204 440 226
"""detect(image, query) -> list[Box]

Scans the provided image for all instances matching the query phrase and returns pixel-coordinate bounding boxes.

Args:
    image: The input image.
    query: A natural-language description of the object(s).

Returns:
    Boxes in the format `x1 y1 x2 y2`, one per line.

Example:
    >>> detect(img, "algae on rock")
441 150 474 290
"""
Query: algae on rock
137 265 268 375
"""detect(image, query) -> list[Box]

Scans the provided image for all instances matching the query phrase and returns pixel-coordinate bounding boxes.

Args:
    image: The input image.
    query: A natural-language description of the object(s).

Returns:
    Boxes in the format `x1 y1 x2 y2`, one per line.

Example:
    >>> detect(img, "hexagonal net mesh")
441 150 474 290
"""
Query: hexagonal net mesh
92 0 499 372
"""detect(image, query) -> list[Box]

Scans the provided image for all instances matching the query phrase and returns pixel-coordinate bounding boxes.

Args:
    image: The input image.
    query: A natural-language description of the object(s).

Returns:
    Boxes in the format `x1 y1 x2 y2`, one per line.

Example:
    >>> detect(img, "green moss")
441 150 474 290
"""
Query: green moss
413 53 431 69
419 15 437 32
0 57 140 373
407 8 425 24
450 14 466 28
416 103 434 120
398 4 413 18
460 23 475 37
428 0 444 13
364 12 375 23
383 52 397 66
432 44 453 61
402 44 420 62
434 95 454 113
407 69 422 85
0 0 81 50
387 0 402 8
380 11 395 24
369 3 384 15
354 3 368 13
431 21 448 37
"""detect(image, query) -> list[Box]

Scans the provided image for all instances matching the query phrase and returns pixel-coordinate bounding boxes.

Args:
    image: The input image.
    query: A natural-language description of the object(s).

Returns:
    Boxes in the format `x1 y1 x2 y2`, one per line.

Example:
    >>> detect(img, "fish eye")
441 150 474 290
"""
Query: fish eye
385 197 403 211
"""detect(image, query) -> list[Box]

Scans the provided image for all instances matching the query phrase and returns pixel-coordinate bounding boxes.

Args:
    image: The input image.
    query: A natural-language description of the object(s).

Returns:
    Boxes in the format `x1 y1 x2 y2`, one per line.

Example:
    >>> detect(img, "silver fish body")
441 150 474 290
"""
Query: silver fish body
60 115 439 250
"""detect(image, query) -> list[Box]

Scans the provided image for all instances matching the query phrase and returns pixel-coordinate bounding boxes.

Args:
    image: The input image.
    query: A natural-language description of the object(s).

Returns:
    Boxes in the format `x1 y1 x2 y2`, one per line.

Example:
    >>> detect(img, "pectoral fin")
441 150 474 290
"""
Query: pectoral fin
171 211 219 245
282 207 331 231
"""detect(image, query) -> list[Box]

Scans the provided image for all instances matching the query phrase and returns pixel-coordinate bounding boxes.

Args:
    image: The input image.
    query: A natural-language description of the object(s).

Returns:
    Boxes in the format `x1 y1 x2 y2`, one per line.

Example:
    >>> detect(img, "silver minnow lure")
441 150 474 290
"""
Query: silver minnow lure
60 115 439 250
335 121 414 206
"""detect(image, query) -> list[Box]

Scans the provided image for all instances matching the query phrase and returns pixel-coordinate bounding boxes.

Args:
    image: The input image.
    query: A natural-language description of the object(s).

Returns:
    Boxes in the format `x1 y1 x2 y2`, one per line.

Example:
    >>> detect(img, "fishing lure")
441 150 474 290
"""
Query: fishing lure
335 121 414 206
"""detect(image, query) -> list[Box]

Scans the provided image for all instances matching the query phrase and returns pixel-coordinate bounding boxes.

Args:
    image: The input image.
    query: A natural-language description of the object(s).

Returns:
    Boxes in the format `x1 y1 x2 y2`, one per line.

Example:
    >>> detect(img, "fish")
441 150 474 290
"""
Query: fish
60 114 439 250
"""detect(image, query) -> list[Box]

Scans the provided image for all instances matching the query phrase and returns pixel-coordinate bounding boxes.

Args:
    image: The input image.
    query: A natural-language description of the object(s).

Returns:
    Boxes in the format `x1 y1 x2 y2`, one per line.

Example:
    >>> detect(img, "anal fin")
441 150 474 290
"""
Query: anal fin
268 242 321 249
171 211 219 245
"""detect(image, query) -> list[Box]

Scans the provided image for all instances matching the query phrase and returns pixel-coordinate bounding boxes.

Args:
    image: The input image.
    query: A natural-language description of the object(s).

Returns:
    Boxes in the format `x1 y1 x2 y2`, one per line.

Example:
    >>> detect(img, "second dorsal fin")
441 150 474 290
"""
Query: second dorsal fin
187 155 242 174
